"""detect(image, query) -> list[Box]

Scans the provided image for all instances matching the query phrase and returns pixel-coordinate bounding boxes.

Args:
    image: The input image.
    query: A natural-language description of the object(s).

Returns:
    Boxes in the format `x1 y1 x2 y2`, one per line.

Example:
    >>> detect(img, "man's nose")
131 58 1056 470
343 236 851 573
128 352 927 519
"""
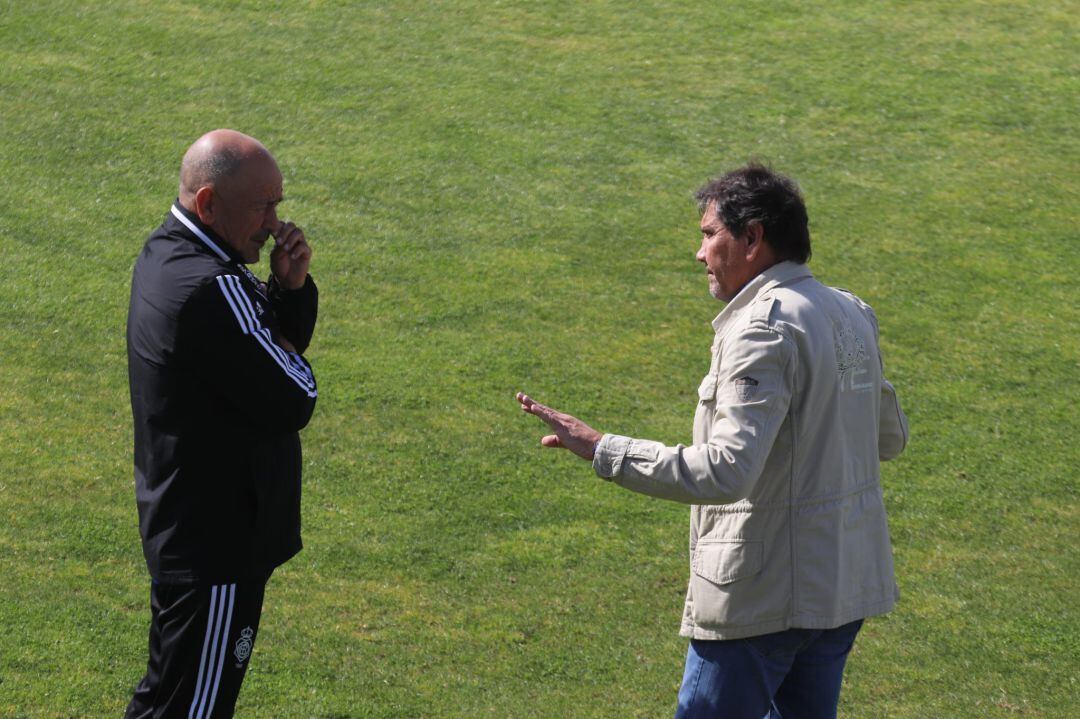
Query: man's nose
696 241 706 263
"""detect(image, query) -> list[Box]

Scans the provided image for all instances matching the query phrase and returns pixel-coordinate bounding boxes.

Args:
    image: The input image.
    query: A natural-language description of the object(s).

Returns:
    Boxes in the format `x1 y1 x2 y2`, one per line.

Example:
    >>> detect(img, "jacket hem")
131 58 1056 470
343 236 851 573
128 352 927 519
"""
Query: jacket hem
679 595 896 641
146 545 301 585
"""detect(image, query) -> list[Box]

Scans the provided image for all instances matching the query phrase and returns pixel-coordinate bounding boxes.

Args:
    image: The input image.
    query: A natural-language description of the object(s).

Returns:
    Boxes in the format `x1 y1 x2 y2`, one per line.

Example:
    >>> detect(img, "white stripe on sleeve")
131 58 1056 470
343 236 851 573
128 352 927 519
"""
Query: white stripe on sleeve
219 275 314 390
214 276 317 397
222 277 312 385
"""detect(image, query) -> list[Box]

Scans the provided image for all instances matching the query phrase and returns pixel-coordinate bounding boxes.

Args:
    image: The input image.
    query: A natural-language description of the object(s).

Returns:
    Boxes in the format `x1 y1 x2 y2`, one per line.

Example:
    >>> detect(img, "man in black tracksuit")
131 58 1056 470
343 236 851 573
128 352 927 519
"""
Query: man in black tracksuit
126 129 318 718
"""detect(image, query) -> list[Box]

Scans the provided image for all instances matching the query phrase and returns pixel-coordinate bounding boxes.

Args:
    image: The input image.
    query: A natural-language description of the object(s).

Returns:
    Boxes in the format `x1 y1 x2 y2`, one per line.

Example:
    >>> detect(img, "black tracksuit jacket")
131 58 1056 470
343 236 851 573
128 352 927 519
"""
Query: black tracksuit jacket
127 202 318 583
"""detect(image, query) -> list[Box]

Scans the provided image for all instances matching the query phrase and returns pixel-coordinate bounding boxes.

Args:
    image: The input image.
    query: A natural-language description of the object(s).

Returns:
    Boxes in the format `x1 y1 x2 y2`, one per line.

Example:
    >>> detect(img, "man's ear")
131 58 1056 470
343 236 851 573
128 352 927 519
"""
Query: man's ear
193 186 217 225
744 222 766 259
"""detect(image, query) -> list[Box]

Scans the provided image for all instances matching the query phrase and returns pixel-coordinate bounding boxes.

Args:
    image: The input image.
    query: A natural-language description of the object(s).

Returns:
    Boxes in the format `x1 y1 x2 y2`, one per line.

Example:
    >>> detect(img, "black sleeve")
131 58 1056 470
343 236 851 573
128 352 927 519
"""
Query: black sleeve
180 275 318 433
268 274 318 354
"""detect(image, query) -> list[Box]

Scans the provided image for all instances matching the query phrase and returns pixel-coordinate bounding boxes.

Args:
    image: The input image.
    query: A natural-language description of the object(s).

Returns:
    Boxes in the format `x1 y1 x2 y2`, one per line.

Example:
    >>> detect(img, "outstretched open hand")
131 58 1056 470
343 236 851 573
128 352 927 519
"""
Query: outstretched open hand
516 392 603 461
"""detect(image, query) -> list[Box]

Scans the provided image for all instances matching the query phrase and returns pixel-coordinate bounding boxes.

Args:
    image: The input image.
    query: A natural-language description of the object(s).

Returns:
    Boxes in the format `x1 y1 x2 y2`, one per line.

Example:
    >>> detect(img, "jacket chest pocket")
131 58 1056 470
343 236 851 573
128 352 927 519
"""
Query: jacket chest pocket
697 341 722 404
697 374 718 404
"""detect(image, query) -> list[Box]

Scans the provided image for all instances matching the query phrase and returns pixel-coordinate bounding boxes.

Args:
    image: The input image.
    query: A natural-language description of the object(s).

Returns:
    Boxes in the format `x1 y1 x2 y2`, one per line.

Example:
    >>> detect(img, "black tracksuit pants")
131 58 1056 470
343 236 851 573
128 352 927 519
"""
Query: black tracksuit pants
125 576 269 718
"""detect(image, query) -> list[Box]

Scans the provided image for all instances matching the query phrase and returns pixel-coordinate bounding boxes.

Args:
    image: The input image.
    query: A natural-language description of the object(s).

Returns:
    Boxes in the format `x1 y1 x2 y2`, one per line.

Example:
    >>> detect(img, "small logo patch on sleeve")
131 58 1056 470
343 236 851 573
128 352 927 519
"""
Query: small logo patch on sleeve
734 376 759 401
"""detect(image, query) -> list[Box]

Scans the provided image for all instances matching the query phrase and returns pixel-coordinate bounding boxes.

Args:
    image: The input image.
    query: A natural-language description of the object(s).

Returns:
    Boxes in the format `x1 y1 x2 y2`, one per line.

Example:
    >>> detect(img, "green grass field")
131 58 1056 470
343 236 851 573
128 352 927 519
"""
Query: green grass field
1 1 1077 716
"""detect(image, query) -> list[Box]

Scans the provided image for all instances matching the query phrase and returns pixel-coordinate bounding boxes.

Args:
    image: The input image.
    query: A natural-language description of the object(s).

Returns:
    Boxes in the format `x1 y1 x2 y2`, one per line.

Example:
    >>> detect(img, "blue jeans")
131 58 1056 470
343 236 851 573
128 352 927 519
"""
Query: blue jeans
674 620 864 719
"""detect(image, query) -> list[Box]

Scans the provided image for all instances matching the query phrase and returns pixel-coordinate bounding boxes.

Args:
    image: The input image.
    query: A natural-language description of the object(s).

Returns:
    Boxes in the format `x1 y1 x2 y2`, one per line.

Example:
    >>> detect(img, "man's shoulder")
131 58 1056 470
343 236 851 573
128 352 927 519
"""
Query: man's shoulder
131 228 233 320
741 275 819 331
828 284 876 314
138 226 231 287
739 277 881 348
765 276 876 319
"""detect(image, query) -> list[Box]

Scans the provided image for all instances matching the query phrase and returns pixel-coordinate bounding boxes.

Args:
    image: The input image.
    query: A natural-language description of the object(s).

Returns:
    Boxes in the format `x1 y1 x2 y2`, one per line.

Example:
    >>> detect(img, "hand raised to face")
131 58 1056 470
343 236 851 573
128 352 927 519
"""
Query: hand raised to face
270 220 312 290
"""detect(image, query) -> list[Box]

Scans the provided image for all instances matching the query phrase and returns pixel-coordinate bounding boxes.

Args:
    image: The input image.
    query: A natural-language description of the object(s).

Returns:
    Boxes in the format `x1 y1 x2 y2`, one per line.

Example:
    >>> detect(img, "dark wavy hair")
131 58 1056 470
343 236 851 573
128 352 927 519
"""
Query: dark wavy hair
695 163 811 264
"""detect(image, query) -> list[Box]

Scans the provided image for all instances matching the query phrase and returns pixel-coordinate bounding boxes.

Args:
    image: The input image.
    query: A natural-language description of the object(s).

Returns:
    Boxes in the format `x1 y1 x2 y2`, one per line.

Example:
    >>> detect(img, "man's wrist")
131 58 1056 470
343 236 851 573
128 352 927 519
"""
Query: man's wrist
277 276 306 291
271 274 309 292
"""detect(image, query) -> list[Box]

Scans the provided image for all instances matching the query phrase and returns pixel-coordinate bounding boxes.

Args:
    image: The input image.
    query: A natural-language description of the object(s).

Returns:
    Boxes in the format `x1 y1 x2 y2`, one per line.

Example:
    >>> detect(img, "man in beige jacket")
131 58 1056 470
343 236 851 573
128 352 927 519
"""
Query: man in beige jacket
517 164 908 719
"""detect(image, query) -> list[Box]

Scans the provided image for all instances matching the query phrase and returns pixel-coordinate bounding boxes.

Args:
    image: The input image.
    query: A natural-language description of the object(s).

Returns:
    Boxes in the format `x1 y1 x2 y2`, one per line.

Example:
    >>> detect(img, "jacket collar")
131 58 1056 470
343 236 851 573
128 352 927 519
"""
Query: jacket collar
711 261 813 333
168 201 240 264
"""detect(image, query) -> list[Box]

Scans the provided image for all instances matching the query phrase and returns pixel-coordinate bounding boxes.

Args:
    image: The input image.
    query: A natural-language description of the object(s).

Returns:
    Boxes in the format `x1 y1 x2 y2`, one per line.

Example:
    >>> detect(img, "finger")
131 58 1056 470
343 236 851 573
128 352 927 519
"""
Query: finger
520 402 558 432
285 232 305 253
524 399 555 423
517 394 565 430
520 394 546 414
282 227 304 251
270 244 291 264
276 222 300 247
290 238 310 260
272 221 291 244
540 435 562 448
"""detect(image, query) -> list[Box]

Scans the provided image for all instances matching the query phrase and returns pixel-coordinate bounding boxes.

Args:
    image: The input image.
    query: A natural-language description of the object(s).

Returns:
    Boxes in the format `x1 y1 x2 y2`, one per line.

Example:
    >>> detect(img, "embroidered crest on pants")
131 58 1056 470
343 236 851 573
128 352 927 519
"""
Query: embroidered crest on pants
234 626 254 664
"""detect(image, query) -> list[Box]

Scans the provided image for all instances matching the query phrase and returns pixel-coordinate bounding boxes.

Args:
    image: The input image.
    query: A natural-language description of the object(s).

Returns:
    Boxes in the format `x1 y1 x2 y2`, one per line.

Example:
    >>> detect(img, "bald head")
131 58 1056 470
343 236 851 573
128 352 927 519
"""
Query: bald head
177 129 285 263
178 129 276 204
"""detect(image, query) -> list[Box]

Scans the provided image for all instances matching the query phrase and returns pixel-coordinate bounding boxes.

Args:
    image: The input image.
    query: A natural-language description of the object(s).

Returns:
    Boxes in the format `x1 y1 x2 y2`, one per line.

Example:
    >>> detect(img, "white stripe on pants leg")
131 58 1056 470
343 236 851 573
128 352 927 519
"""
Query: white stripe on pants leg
189 585 220 719
189 584 235 719
204 584 237 716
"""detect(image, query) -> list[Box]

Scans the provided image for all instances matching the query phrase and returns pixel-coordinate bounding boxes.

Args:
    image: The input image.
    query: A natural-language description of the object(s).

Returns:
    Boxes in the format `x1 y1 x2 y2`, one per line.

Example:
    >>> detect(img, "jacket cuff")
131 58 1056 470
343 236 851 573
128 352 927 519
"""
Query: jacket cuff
593 433 632 479
268 273 314 297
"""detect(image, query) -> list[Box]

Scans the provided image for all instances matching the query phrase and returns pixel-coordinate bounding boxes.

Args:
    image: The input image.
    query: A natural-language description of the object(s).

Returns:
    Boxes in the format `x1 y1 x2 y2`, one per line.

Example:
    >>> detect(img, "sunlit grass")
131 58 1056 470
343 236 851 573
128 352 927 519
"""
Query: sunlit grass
0 1 1076 716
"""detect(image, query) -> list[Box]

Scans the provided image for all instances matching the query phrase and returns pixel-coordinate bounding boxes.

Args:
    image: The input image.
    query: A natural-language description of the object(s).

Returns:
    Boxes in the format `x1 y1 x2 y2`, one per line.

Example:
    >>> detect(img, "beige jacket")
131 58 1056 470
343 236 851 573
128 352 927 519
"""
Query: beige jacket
593 261 908 640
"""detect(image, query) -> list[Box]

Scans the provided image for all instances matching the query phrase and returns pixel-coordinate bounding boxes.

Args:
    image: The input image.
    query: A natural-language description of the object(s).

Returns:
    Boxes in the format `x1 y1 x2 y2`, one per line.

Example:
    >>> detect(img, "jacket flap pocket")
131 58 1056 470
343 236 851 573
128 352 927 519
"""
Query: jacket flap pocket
697 374 718 401
692 540 763 586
